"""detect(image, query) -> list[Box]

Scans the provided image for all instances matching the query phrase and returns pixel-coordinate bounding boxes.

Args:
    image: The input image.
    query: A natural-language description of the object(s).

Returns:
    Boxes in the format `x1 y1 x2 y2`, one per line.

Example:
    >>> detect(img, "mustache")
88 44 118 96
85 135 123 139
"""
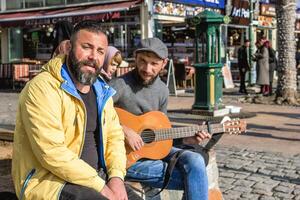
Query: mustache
78 60 98 69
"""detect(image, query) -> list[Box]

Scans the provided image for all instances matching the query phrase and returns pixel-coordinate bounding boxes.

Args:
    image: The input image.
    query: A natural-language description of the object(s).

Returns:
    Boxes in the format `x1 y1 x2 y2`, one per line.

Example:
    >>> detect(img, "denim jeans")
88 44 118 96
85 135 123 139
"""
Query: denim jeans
125 147 208 200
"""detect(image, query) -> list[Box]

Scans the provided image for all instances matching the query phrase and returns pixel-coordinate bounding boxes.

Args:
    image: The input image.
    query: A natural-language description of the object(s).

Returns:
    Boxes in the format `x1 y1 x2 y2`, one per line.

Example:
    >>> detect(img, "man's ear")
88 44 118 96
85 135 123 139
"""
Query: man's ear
65 40 71 55
162 58 169 69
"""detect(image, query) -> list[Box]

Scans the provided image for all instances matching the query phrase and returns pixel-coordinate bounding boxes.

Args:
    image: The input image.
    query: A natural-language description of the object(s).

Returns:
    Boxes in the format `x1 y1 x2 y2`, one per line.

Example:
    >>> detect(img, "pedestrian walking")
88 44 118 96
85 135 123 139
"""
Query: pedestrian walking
254 39 269 95
264 41 277 95
237 39 250 94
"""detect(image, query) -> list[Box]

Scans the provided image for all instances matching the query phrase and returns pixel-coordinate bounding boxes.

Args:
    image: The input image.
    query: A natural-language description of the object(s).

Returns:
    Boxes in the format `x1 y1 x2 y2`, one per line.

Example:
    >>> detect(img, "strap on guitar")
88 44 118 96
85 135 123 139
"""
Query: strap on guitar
149 149 186 198
203 121 224 152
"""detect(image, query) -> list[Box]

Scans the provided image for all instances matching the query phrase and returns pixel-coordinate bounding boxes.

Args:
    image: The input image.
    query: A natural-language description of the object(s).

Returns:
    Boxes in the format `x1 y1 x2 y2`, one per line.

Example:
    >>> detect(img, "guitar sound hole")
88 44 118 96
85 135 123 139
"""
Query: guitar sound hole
141 129 155 144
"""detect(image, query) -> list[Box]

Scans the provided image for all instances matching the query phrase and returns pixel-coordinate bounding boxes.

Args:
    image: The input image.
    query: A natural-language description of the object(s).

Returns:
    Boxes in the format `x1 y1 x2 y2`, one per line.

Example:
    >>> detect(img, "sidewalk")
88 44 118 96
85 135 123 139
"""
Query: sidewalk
168 89 300 156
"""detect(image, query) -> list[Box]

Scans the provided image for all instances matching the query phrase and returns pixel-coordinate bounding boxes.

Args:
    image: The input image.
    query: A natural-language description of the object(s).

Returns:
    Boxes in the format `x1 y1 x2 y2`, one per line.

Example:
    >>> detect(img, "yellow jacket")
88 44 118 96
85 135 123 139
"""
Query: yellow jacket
12 55 126 199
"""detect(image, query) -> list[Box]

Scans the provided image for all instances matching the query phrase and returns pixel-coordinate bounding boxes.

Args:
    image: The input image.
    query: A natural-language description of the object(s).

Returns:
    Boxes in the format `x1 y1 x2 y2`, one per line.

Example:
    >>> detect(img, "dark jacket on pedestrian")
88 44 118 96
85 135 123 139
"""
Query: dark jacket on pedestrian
237 45 250 72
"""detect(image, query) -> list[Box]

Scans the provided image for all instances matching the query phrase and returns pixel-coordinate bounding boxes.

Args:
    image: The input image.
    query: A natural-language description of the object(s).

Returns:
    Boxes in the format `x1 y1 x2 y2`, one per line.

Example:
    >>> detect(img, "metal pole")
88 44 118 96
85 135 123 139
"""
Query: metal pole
249 0 253 85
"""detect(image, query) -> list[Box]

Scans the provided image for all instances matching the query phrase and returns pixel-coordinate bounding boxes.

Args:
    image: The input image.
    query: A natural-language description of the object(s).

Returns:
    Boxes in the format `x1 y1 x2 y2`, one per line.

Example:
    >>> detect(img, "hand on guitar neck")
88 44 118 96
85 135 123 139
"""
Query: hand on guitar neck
182 122 211 145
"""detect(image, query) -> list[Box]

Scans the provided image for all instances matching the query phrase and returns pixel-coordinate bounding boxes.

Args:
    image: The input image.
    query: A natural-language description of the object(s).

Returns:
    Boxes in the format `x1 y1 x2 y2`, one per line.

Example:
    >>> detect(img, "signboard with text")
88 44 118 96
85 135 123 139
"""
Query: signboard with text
260 4 276 17
230 0 250 25
153 0 222 17
171 0 225 9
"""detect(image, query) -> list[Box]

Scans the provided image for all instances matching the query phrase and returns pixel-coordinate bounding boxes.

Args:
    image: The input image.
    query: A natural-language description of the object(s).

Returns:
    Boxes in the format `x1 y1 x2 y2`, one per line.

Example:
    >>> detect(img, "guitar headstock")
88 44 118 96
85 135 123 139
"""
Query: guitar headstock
223 118 247 135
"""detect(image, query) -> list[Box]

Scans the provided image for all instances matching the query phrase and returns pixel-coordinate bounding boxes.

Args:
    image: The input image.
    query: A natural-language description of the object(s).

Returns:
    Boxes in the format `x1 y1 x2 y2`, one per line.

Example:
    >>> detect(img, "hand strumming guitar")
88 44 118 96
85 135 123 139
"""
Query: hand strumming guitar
122 125 144 151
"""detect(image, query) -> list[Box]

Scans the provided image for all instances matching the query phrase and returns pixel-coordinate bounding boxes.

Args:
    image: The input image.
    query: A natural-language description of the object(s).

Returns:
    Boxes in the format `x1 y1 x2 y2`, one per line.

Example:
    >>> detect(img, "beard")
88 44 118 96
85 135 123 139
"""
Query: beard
134 68 158 86
68 49 101 86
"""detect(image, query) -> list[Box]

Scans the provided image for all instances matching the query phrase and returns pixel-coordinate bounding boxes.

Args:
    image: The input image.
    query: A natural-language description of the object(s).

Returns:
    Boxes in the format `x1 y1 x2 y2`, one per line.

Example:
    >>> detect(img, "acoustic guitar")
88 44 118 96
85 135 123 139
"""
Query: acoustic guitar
115 107 247 169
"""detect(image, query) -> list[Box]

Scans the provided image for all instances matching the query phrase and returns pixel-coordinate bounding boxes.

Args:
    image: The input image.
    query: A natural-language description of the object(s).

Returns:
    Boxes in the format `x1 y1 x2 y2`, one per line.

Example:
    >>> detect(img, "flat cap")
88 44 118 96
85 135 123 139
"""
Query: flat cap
135 37 168 59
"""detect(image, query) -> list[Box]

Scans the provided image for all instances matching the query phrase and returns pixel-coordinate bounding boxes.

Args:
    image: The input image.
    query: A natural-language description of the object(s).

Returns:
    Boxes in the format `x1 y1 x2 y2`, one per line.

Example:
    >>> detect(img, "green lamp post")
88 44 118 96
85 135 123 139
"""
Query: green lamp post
188 10 227 115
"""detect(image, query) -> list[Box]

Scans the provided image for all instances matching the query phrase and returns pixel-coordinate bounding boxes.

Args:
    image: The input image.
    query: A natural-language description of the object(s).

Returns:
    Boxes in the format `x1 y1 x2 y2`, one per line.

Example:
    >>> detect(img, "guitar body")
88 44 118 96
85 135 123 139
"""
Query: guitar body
115 108 173 168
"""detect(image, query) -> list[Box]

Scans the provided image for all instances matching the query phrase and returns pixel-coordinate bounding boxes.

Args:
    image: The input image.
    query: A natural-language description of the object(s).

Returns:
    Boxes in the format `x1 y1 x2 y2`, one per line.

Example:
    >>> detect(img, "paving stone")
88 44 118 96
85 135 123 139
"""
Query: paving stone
241 193 261 200
233 179 256 187
279 181 296 188
253 183 274 192
270 171 285 177
252 189 273 196
223 190 242 199
293 189 300 195
219 177 236 184
219 171 235 178
273 192 294 199
246 175 266 183
234 172 251 179
242 165 258 173
274 185 294 193
262 179 280 188
231 185 253 193
258 168 272 175
294 194 300 200
259 196 277 200
285 172 299 179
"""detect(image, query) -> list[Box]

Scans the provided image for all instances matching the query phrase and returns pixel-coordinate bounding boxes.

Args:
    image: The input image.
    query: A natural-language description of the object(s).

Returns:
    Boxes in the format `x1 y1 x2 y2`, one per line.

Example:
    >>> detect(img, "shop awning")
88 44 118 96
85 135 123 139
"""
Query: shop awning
0 0 141 27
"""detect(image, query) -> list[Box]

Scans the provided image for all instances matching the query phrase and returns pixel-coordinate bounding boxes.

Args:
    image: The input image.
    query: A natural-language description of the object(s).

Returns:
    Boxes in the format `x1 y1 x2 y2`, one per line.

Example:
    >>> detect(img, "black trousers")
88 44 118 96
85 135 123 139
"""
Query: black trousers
239 69 247 93
59 182 143 200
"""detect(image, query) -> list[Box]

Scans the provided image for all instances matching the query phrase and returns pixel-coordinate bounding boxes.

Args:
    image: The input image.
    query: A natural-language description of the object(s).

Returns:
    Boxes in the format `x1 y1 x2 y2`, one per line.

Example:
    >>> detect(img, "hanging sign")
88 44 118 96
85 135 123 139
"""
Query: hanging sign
153 1 222 17
258 16 275 27
260 4 276 17
230 0 250 25
172 0 225 9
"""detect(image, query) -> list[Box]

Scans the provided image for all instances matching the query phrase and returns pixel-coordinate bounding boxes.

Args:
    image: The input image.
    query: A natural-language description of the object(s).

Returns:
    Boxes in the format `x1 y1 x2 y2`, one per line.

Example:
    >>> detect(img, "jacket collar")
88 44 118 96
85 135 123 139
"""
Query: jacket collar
60 63 116 100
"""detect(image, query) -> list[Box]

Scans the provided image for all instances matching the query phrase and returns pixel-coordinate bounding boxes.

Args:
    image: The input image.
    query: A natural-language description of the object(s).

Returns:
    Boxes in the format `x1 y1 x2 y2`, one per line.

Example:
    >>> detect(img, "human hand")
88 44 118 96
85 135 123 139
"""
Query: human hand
100 185 116 200
107 177 128 200
182 131 211 145
123 126 144 151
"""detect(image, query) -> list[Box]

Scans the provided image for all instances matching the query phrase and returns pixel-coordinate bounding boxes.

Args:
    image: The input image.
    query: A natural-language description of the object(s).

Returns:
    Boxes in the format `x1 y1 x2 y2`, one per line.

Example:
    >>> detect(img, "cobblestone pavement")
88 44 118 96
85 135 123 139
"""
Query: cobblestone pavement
215 146 300 200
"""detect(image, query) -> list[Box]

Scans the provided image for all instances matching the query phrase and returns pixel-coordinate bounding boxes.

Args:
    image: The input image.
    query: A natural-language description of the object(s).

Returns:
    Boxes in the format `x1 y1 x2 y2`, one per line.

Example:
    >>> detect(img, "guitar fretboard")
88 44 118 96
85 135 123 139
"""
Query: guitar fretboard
152 124 224 141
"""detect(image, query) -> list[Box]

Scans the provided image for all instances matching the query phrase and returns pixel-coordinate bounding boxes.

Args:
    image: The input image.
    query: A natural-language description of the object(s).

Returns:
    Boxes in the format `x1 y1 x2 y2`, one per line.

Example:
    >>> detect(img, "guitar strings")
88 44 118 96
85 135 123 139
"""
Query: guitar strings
140 127 228 143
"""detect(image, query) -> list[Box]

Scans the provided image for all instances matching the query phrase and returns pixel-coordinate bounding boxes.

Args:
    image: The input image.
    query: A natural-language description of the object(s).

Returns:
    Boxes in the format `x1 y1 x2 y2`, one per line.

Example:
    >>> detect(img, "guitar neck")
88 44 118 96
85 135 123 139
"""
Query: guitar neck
153 124 224 141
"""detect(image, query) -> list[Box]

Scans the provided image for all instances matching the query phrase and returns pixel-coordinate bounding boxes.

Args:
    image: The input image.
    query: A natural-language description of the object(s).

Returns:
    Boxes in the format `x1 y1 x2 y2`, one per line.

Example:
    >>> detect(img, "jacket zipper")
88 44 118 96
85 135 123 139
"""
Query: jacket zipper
97 86 114 172
19 168 36 200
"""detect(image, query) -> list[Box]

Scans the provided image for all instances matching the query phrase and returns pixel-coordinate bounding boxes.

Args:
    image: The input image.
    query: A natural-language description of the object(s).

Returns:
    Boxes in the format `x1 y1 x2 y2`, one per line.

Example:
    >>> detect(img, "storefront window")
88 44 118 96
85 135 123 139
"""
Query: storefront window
6 0 23 10
9 28 23 62
23 27 53 61
67 0 88 4
46 0 65 6
25 0 43 8
227 27 247 61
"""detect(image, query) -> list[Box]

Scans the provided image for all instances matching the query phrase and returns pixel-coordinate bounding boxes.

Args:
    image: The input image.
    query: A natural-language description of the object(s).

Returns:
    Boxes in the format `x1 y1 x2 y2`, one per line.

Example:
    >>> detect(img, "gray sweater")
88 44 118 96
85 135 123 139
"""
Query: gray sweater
109 69 169 115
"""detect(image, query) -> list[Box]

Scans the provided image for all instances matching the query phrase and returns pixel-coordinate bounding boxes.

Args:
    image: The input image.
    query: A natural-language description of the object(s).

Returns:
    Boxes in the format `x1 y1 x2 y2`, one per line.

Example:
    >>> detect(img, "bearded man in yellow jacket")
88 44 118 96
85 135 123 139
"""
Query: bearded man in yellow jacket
12 20 141 200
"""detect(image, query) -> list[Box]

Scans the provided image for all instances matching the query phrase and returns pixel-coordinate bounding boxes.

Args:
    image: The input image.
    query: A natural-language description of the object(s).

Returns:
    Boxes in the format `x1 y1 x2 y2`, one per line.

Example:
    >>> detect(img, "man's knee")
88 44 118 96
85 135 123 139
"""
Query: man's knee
181 151 207 171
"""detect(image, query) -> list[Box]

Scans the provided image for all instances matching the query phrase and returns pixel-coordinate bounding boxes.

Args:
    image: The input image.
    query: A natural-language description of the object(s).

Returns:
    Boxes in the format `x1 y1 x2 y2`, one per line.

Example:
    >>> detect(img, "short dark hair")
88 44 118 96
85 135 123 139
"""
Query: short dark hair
71 20 105 45
245 39 250 43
